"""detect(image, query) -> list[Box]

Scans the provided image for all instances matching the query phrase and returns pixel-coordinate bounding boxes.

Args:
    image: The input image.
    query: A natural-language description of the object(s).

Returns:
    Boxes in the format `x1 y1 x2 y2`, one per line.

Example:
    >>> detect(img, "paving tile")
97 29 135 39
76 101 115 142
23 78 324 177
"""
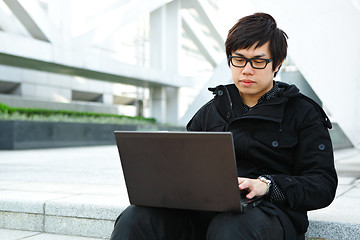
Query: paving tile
24 232 104 240
0 181 27 187
0 228 40 240
335 184 355 197
65 184 126 196
337 176 357 185
0 181 126 196
342 184 360 198
308 196 360 224
0 229 104 240
0 182 82 193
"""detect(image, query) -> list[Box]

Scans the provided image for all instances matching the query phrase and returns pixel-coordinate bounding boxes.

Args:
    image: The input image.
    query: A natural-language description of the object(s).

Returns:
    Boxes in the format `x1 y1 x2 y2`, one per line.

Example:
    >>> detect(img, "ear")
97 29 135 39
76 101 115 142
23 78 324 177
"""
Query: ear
274 60 284 73
273 60 284 77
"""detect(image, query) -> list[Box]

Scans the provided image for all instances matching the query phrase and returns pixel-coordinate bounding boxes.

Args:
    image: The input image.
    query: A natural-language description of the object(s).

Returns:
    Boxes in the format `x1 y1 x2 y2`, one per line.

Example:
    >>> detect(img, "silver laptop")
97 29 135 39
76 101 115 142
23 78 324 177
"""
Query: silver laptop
114 131 262 212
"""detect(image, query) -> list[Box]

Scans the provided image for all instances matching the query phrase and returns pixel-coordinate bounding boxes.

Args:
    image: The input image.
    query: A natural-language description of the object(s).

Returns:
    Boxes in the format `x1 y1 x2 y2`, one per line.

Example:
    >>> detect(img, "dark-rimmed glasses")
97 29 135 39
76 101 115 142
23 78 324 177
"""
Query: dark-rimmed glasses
229 56 273 69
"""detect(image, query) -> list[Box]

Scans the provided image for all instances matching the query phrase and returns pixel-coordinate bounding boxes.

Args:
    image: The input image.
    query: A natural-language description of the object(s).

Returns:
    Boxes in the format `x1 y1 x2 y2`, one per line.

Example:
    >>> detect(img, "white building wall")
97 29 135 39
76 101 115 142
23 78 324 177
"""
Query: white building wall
250 0 360 149
1 0 358 149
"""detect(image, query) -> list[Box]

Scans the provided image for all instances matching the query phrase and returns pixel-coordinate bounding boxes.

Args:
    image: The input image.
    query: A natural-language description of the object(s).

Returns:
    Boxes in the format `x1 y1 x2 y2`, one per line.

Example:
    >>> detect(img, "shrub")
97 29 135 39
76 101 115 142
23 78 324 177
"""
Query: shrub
0 102 8 113
0 102 156 124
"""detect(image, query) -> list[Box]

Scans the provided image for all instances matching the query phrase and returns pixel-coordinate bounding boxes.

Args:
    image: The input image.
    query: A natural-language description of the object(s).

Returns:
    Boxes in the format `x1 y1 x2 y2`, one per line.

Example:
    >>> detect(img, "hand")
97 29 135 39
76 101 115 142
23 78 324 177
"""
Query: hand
238 177 268 199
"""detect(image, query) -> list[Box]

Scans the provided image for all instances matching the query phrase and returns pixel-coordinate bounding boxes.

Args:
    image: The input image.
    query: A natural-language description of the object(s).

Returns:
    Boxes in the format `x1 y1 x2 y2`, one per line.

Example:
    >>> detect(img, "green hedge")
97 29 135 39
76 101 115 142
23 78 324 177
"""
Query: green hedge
0 102 156 124
0 102 7 114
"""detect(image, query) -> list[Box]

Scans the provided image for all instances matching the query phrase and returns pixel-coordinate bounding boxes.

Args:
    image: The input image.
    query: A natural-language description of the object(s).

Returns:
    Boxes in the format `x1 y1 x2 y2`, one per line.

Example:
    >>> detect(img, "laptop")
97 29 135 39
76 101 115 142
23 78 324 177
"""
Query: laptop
114 131 263 212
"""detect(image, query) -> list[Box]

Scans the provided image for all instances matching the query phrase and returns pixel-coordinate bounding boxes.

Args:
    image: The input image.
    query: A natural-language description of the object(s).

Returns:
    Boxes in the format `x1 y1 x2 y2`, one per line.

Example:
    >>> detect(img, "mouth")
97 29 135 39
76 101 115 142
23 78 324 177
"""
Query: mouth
240 79 255 87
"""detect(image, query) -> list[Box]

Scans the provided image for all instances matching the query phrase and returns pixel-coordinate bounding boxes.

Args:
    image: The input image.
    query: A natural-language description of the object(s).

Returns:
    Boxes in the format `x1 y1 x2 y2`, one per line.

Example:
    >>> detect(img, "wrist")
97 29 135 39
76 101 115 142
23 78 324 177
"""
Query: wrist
258 176 272 195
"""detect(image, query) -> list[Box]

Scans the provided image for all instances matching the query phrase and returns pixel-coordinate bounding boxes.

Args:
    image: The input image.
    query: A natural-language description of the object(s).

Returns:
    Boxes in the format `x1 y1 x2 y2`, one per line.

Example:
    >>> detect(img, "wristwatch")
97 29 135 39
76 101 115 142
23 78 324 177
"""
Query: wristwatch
258 176 272 195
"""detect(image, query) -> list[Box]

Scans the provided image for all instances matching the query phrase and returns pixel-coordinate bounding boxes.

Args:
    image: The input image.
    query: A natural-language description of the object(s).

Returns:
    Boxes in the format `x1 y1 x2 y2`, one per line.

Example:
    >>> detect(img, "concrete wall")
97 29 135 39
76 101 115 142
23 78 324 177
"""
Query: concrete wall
0 64 141 115
251 0 360 149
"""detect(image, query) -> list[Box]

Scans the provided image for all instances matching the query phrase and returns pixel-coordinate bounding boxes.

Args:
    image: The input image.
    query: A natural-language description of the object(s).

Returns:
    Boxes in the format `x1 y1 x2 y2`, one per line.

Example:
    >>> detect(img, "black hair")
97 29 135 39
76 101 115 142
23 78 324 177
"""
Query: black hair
225 13 288 76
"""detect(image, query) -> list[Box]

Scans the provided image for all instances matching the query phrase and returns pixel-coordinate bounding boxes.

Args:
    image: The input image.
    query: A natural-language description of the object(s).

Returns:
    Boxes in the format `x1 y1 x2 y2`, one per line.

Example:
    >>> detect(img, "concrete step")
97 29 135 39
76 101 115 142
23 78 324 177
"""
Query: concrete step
306 176 360 240
1 146 360 240
2 179 360 240
0 228 104 240
306 221 360 240
0 181 129 239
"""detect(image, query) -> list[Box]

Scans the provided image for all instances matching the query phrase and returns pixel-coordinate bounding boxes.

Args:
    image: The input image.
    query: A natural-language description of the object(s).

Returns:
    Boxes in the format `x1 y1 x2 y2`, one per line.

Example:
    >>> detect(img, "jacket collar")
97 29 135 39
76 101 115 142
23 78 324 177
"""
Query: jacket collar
208 85 235 122
209 83 288 123
208 82 332 129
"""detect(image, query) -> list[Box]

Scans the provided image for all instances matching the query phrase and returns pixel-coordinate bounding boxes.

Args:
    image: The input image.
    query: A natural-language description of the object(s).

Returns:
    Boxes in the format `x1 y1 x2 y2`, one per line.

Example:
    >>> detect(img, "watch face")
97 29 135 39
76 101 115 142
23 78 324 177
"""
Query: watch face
258 176 271 195
259 176 271 185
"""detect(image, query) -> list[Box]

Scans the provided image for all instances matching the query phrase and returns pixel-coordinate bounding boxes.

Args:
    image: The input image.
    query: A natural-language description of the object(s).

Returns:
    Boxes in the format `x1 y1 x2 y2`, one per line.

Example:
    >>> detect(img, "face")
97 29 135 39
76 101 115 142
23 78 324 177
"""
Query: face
230 41 280 106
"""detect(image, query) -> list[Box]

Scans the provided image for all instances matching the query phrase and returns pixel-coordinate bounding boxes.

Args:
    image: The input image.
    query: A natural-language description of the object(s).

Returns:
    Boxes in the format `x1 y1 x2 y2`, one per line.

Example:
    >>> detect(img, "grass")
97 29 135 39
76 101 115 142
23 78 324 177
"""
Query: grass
0 102 156 125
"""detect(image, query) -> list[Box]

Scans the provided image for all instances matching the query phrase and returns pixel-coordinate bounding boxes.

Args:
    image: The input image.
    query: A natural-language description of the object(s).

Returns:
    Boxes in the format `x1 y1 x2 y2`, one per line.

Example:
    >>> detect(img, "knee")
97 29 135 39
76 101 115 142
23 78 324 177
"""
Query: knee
206 210 284 240
114 205 152 228
206 213 240 240
110 205 151 240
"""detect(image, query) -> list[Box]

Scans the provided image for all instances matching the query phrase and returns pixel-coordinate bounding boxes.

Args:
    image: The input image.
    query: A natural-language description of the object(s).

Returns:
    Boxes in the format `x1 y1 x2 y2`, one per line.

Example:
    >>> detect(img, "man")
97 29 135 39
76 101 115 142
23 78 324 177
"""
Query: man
110 12 337 240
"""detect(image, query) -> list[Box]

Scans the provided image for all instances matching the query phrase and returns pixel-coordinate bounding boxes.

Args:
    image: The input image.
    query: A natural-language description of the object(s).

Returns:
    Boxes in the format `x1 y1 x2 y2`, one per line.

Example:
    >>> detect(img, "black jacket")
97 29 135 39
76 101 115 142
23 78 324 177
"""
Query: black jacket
187 82 338 237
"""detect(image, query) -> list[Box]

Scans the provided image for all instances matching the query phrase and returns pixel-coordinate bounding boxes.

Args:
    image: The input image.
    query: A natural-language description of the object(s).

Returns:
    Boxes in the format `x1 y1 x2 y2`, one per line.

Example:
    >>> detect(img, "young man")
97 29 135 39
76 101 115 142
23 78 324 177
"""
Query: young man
110 13 337 240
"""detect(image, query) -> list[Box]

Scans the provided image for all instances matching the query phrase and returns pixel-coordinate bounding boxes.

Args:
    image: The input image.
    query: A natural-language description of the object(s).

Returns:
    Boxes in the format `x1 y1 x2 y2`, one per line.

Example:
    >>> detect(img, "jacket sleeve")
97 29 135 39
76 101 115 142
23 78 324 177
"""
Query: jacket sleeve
186 99 227 132
186 102 209 131
272 100 338 211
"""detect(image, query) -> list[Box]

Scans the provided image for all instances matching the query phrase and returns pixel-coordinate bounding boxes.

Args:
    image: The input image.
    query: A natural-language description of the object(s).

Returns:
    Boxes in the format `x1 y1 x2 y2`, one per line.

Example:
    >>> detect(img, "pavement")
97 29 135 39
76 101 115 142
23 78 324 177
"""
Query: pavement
0 145 127 240
0 145 360 240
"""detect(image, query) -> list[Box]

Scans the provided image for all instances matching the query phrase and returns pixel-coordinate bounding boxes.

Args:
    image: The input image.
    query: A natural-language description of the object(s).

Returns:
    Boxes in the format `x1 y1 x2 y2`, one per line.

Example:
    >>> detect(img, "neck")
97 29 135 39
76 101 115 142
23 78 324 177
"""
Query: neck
239 81 275 107
240 94 260 107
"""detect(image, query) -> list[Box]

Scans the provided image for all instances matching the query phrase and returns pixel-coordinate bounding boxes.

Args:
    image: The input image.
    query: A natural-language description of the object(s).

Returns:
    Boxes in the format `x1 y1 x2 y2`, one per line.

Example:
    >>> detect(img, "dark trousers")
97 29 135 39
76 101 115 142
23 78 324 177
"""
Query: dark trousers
110 205 284 240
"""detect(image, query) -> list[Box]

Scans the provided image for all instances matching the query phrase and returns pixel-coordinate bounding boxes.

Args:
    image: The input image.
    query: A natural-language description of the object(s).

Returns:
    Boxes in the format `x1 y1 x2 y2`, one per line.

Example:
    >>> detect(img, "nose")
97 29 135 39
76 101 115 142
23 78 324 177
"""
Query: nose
242 61 254 75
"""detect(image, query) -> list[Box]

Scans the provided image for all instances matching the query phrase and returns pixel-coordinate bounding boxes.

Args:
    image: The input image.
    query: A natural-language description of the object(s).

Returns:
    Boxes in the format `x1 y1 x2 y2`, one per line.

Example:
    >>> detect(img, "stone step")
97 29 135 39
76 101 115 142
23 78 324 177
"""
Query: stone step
2 182 360 240
306 220 360 240
0 228 105 240
1 146 360 240
0 182 129 239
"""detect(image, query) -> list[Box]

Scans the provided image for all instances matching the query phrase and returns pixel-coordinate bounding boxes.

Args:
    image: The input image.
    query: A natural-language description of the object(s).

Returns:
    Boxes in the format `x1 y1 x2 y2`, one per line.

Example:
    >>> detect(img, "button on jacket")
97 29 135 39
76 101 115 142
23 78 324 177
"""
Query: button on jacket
186 82 338 237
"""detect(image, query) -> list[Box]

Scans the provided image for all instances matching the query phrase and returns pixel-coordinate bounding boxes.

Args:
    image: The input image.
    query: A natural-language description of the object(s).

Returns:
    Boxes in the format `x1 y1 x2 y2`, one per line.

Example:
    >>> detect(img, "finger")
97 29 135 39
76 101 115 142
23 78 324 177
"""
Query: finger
237 177 246 184
246 191 256 199
238 179 251 190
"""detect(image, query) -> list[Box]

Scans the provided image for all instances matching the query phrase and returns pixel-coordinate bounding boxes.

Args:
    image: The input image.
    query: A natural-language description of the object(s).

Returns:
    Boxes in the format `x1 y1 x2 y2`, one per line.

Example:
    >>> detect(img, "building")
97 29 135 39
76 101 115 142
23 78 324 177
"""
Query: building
0 0 358 149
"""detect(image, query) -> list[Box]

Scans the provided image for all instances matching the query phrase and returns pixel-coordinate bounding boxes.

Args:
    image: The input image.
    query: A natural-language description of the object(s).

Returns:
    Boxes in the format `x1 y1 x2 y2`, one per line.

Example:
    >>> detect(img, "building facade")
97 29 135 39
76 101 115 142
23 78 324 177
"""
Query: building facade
0 0 358 149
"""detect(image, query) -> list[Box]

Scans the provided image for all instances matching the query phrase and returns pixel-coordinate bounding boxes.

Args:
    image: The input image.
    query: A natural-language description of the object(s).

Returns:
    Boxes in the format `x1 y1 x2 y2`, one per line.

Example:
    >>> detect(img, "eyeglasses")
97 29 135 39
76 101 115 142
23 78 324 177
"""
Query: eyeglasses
229 56 273 69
